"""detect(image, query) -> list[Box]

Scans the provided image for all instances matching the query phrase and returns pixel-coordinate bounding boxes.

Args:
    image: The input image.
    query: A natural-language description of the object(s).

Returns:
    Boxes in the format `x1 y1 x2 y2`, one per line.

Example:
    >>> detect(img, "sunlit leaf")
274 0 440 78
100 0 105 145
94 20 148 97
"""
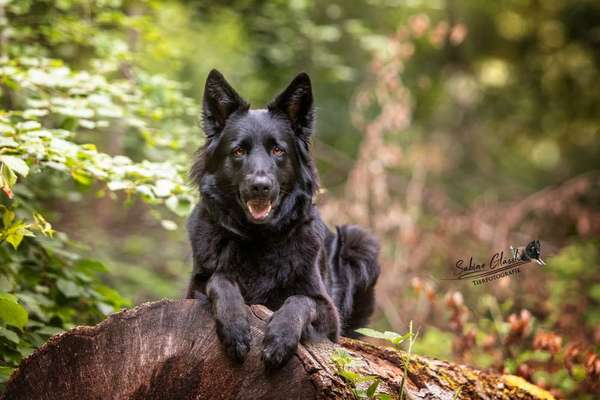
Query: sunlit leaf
15 121 41 131
0 162 17 198
0 293 29 329
0 137 18 147
70 169 93 186
0 156 29 177
3 221 34 249
160 219 177 231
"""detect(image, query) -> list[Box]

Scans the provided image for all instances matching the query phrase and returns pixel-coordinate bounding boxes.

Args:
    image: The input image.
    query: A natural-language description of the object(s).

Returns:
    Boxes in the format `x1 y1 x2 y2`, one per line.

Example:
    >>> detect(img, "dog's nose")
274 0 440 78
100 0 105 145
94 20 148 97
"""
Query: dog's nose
249 176 272 196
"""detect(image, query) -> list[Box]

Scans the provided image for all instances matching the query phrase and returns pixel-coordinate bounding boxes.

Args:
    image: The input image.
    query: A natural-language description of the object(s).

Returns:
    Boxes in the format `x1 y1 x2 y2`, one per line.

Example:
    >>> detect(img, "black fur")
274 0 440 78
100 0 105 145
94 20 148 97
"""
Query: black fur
186 69 380 369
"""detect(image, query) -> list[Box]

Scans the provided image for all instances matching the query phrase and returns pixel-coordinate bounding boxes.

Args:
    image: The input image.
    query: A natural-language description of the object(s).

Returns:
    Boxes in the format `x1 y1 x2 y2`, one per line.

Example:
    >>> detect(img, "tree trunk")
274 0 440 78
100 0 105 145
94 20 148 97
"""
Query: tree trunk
2 300 555 400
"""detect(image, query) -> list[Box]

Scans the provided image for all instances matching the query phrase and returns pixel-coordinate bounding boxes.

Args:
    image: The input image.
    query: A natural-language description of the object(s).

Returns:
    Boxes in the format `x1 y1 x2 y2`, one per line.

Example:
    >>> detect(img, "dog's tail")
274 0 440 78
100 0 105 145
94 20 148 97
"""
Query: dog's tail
334 224 380 336
335 225 380 290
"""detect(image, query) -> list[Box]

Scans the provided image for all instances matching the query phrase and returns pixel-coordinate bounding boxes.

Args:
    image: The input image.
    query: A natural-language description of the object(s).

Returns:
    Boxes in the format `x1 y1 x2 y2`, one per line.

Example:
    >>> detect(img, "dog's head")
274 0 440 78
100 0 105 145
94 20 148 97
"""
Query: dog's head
192 70 318 230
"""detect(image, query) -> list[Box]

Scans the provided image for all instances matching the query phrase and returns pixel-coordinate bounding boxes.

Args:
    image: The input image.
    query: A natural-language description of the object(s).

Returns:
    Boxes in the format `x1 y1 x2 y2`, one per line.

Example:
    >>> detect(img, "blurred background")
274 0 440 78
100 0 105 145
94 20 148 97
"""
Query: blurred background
0 0 599 397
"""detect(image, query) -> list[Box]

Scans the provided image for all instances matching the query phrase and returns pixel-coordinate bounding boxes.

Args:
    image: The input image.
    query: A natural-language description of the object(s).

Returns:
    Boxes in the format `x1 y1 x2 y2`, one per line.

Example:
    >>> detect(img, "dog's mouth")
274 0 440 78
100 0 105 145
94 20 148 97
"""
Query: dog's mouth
245 198 272 221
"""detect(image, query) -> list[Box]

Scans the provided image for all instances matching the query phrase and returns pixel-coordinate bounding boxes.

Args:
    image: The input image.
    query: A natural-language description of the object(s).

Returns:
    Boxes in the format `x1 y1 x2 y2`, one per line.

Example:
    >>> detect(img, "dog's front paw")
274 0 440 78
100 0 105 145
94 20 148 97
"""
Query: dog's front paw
216 318 252 363
261 327 299 370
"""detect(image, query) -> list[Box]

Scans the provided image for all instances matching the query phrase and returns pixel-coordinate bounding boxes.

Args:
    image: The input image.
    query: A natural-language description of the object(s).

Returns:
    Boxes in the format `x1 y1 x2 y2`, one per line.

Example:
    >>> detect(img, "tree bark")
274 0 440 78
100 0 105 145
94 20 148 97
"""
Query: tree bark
2 300 555 400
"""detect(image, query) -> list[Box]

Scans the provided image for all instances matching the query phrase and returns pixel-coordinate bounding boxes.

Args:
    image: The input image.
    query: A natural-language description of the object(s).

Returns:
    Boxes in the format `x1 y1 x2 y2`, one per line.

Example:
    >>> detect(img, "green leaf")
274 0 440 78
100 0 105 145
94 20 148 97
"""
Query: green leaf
153 179 175 197
1 163 16 186
3 221 34 249
56 278 83 298
16 121 41 131
0 123 15 134
0 137 18 147
0 162 17 198
338 369 361 383
331 348 354 368
0 326 20 343
367 379 380 397
35 326 64 337
70 169 93 186
94 285 129 308
2 209 15 227
165 195 192 216
355 328 412 345
17 343 35 358
0 293 29 328
0 366 14 384
75 259 108 275
355 328 388 339
160 219 177 231
107 180 134 191
391 332 412 345
0 156 29 177
32 212 54 237
354 375 377 384
5 228 24 249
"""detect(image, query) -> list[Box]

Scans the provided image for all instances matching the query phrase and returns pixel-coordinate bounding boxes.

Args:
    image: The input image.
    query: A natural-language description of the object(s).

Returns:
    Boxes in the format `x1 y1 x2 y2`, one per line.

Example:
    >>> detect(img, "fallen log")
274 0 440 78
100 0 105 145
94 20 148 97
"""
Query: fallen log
2 300 555 399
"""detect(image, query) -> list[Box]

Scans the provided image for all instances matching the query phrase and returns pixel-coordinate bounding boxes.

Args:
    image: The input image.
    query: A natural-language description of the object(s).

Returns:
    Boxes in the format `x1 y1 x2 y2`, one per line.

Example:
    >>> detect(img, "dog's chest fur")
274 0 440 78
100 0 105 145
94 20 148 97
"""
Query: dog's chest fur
189 204 328 309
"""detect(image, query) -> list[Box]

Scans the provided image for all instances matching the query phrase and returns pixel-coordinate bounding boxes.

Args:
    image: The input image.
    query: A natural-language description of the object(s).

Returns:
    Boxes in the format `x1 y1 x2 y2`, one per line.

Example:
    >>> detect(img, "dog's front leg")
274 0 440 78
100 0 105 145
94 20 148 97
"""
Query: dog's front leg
206 273 251 362
262 295 317 369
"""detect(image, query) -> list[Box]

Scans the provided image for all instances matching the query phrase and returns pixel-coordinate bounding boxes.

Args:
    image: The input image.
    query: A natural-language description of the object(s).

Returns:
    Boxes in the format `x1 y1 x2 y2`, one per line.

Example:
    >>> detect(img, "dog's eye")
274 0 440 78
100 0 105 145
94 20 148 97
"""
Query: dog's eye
271 146 285 157
232 147 246 157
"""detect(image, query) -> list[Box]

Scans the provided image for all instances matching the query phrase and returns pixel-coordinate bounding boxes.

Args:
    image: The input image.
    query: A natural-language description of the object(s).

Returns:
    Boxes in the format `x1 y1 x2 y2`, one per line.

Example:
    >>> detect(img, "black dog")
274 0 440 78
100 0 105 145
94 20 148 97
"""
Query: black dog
186 70 380 369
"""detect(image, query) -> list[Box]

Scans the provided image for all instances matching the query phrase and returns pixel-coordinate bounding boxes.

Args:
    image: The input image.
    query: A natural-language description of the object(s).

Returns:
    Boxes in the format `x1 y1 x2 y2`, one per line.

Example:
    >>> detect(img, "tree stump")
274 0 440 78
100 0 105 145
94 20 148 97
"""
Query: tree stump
2 300 555 399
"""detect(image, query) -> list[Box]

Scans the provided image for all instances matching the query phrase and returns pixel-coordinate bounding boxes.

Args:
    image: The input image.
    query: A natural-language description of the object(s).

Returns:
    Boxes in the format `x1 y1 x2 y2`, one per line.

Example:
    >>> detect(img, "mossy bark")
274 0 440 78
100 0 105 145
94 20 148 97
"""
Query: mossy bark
2 300 555 400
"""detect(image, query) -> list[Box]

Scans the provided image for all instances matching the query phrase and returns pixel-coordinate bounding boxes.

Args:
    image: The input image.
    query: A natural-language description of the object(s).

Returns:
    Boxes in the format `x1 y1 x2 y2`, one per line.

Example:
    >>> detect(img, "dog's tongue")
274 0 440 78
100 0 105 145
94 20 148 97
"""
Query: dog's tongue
246 199 272 220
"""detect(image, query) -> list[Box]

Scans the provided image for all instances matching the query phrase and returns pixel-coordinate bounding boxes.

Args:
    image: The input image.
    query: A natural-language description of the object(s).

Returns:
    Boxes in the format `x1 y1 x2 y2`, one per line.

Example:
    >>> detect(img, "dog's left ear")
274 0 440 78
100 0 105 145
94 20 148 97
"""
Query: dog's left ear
268 72 314 137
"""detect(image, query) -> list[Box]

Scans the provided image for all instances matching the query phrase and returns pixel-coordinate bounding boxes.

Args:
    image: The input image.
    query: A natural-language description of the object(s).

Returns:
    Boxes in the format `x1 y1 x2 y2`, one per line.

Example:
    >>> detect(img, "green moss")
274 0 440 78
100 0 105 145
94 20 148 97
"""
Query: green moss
503 375 556 400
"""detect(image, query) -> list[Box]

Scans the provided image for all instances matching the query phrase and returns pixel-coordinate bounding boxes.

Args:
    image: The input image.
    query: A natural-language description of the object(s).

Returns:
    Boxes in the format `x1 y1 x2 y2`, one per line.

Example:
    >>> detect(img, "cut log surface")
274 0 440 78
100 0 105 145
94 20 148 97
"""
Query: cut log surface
2 300 555 400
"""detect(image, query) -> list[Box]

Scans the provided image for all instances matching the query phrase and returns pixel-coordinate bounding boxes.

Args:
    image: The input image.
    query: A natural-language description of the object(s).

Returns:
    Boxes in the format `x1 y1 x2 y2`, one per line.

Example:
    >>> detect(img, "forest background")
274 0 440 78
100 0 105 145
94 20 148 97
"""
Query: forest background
0 1 599 398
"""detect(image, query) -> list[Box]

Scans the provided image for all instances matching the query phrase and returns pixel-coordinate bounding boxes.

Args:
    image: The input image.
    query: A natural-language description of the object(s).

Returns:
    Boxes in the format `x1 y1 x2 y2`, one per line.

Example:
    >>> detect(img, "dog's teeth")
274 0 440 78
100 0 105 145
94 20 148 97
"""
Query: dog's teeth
246 200 272 220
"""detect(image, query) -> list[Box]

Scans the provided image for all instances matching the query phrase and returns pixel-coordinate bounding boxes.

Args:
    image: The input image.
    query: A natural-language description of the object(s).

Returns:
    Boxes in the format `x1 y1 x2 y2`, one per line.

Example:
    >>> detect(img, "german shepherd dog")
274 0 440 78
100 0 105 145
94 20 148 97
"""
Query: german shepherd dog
186 70 380 369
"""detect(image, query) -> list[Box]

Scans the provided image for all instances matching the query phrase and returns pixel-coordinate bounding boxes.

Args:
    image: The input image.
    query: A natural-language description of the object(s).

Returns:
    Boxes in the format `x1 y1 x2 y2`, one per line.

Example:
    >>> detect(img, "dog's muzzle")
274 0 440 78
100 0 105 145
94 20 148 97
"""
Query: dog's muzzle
240 175 278 222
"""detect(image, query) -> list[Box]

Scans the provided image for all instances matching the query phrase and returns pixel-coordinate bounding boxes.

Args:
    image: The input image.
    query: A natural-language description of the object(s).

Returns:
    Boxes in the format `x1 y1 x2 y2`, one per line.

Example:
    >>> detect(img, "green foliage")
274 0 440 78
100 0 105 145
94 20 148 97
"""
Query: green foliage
0 294 27 329
331 323 419 399
401 242 600 399
411 327 453 361
331 349 389 399
0 0 597 397
546 242 600 329
355 328 413 346
0 0 200 385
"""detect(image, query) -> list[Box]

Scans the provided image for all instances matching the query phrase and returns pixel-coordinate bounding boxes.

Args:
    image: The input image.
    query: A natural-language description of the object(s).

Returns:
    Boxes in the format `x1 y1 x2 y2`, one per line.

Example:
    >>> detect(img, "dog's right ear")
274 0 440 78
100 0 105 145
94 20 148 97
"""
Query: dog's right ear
202 69 249 138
